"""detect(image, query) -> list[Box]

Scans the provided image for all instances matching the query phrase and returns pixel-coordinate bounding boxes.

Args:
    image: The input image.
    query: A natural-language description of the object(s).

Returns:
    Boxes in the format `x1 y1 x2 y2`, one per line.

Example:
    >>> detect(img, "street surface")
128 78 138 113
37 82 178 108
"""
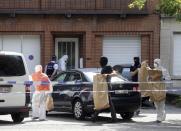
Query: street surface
0 104 181 131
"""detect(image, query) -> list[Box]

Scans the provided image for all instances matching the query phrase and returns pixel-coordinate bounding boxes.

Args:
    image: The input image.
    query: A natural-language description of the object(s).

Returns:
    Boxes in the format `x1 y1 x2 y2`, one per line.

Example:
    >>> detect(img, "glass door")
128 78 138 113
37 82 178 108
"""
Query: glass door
55 38 79 69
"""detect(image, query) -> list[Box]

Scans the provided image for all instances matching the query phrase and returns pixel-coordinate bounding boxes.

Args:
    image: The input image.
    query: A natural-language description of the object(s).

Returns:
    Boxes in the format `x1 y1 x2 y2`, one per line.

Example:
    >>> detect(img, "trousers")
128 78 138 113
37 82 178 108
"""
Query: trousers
93 93 117 121
154 100 166 121
32 91 48 120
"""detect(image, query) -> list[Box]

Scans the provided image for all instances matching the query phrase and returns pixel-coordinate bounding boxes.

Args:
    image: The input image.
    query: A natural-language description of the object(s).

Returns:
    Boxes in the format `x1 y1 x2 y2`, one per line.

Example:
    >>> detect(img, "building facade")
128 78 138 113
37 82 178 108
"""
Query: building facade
0 0 160 74
161 17 181 86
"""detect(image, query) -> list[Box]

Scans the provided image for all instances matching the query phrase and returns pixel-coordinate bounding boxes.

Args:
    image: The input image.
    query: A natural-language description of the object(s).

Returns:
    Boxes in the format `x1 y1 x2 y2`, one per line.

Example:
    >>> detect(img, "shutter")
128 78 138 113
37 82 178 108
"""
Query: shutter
103 36 141 66
173 34 181 76
2 35 22 53
1 35 40 74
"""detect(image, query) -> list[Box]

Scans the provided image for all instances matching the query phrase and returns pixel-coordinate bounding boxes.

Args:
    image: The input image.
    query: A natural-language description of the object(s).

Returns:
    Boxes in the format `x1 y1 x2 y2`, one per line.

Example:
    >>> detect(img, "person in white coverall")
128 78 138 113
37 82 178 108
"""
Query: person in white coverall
31 65 52 121
153 58 171 123
58 55 68 72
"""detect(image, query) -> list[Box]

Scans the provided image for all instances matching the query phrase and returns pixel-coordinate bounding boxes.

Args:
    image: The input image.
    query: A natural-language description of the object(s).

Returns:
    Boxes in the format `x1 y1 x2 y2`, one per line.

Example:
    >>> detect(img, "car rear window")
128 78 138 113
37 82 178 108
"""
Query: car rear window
84 72 125 83
0 55 26 76
122 68 132 80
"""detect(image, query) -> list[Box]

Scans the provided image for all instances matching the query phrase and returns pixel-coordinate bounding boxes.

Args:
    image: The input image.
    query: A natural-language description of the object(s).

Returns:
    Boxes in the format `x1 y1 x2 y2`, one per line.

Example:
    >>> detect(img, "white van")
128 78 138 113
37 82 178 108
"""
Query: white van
0 51 30 123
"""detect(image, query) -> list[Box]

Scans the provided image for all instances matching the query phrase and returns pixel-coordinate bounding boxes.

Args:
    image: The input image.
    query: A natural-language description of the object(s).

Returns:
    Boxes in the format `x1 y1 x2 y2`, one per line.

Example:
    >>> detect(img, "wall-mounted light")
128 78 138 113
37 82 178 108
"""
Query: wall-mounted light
65 13 72 18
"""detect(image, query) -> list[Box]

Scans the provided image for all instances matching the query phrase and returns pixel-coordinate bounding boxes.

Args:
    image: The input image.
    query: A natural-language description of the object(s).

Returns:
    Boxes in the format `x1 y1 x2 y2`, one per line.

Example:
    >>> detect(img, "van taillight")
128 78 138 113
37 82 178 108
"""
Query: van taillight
25 85 30 93
24 82 31 106
24 81 32 93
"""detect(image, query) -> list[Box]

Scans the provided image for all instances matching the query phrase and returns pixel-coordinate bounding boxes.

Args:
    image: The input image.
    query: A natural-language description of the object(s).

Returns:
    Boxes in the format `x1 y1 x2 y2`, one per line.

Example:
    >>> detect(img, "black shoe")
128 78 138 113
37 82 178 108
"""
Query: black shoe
32 117 39 120
107 118 118 123
91 114 96 123
156 120 161 123
39 119 46 121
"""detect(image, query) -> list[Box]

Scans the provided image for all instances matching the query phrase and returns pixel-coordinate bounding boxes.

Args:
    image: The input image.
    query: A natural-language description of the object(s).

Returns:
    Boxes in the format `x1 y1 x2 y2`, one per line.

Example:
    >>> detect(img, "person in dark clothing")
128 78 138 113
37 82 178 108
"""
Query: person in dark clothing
130 57 141 82
130 57 151 108
92 56 117 123
130 57 141 115
44 55 58 80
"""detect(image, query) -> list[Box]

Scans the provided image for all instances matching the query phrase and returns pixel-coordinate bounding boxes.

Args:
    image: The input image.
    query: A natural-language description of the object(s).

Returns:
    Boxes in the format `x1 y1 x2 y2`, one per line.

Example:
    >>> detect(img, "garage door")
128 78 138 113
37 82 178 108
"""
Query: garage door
0 35 40 74
103 36 141 66
173 34 181 76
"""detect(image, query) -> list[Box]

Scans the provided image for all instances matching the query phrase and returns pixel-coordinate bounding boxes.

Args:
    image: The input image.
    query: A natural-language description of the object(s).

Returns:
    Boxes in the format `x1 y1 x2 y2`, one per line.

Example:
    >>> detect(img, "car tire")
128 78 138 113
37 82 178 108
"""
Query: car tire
120 112 134 120
73 99 85 120
11 113 24 123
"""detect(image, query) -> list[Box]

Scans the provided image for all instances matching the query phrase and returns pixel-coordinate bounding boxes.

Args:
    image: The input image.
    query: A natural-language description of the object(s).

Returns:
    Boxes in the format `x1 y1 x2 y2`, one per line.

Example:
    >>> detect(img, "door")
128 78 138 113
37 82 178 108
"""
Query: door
55 38 79 69
22 35 40 74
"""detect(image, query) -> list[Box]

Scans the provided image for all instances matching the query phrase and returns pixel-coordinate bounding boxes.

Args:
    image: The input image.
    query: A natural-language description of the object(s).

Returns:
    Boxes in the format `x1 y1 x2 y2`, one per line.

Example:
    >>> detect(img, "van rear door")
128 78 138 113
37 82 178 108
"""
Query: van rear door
0 54 28 107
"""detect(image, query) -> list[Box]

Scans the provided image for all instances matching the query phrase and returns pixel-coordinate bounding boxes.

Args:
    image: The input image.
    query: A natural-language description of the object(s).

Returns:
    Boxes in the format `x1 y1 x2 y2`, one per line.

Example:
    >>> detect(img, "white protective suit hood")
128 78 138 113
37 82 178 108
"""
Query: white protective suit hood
154 58 171 80
58 55 68 71
154 58 162 69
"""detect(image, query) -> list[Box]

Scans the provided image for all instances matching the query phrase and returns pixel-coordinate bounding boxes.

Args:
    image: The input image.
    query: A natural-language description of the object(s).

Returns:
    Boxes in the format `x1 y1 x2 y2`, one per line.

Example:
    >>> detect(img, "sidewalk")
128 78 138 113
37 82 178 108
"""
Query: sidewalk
167 87 181 96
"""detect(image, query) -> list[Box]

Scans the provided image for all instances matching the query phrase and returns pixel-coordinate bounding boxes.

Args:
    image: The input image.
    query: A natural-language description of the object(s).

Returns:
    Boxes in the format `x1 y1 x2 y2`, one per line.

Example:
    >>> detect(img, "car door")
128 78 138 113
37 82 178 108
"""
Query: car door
52 72 68 108
52 71 82 111
63 72 82 109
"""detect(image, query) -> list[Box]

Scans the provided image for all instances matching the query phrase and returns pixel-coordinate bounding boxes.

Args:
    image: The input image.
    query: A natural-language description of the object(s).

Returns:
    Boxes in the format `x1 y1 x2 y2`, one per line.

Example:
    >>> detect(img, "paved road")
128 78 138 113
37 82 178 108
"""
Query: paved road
0 104 181 131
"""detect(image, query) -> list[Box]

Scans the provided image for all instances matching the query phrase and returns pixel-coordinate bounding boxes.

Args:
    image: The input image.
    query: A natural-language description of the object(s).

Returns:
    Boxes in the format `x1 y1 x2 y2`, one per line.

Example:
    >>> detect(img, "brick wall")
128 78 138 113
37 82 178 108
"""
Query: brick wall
0 0 160 68
0 14 160 67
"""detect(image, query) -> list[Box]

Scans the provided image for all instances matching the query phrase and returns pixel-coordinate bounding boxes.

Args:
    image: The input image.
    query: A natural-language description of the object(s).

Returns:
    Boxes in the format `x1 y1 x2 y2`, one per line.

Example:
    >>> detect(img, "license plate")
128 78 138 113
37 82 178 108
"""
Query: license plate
0 87 11 93
115 90 129 94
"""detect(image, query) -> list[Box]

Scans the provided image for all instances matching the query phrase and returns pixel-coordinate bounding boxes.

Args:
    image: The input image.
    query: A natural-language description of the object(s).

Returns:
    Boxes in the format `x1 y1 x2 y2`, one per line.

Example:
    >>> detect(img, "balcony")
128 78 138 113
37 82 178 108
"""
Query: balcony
0 0 148 15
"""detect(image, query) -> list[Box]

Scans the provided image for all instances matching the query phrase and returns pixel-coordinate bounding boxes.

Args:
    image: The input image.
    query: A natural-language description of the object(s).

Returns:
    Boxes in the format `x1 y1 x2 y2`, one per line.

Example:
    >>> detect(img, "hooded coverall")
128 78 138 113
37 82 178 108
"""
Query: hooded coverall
58 55 68 72
153 59 171 122
31 70 51 120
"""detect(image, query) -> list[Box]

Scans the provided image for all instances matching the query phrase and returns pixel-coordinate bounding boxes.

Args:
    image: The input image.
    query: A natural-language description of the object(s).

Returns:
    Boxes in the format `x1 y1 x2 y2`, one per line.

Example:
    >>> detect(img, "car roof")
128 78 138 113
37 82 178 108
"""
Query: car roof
114 64 132 68
75 68 102 73
0 51 23 56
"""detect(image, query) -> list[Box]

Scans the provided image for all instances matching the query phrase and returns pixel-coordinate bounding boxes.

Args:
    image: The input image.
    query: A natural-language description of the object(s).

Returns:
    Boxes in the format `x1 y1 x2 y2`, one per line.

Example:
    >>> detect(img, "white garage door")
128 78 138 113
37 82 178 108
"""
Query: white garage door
0 35 40 74
173 34 181 76
103 36 141 66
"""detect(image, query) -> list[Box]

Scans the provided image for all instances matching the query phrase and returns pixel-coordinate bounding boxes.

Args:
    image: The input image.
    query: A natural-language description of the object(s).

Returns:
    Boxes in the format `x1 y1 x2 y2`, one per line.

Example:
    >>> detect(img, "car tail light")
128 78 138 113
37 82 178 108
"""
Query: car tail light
133 86 139 92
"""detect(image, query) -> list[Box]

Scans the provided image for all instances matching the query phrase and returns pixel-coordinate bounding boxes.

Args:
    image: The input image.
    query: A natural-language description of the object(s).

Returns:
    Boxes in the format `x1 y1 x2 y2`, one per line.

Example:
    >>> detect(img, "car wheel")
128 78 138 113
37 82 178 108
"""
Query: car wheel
120 112 134 120
11 113 24 123
73 99 85 120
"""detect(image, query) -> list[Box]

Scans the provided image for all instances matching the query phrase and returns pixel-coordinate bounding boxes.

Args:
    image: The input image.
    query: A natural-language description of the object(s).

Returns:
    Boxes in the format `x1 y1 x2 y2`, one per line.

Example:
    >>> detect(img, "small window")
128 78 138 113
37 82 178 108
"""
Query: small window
0 55 25 76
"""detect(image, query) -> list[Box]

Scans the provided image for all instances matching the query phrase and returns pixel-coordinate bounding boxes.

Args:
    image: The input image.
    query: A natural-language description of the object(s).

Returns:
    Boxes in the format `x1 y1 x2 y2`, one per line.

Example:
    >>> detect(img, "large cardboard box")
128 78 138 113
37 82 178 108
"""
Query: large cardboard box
148 69 166 102
93 74 110 110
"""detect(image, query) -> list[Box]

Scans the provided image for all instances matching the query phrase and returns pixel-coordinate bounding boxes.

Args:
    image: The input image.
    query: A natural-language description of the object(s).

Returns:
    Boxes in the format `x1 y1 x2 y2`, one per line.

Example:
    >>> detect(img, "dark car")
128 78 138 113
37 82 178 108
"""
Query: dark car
113 64 132 81
51 68 141 120
113 64 153 107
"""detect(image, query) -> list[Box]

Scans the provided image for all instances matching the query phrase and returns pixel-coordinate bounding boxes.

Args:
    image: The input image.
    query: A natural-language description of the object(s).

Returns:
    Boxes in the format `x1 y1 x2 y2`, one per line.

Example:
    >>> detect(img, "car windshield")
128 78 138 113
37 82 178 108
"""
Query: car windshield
122 67 131 81
83 72 125 83
0 55 26 76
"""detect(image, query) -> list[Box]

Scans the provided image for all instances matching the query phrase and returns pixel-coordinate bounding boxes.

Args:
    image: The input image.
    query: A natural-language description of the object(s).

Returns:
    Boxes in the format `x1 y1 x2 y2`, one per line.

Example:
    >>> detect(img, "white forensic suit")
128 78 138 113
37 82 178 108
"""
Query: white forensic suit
153 58 171 122
31 65 52 121
58 55 68 73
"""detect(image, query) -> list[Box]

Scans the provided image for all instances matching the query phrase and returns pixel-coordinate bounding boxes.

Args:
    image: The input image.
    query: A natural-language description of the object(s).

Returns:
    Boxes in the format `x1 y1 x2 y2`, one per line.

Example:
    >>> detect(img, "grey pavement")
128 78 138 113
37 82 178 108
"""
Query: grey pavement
0 104 181 131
